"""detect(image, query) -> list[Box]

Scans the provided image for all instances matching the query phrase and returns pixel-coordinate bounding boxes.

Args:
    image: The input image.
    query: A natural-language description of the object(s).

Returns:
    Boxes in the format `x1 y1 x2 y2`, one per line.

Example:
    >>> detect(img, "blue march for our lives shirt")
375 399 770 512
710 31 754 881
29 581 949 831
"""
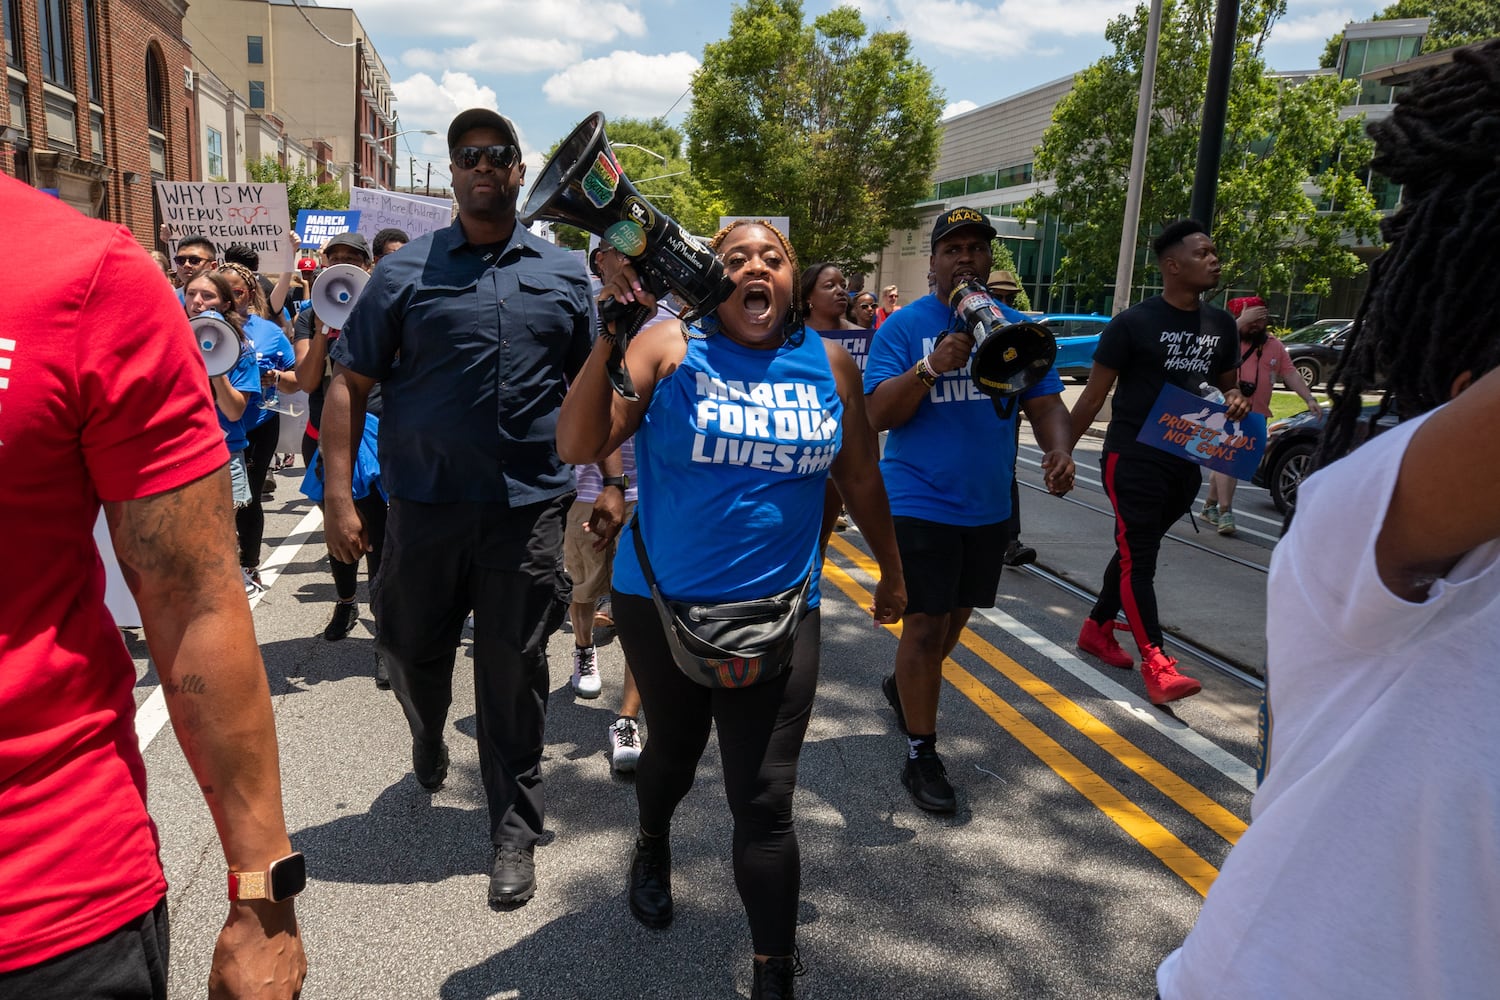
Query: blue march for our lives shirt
863 293 1063 527
612 327 843 607
241 314 295 431
216 345 262 453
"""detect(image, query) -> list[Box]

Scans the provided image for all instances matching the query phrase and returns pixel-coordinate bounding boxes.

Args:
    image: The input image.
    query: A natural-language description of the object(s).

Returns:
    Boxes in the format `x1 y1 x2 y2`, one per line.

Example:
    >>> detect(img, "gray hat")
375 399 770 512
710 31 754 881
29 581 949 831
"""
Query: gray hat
322 231 370 260
447 108 520 150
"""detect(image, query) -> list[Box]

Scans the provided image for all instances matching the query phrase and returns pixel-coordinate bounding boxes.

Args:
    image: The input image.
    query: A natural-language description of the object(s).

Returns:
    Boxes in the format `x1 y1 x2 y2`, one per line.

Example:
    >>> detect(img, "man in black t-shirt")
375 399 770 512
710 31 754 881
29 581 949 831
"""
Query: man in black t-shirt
1067 220 1250 704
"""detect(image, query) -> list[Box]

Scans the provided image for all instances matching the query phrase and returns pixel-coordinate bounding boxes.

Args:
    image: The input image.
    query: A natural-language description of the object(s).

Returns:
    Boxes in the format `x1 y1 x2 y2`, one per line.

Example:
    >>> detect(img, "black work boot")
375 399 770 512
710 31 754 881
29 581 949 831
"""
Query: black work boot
751 954 802 1000
628 831 673 928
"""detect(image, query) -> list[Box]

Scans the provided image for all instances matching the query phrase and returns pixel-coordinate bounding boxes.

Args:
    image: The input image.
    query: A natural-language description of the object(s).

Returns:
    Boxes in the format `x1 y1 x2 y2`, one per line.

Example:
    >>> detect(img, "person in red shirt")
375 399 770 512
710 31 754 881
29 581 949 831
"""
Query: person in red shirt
0 175 306 999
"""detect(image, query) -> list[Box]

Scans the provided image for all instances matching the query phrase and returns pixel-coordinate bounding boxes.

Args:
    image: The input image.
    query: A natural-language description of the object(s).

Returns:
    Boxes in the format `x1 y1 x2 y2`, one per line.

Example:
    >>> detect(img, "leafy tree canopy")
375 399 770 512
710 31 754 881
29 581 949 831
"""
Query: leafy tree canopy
685 0 944 275
1320 0 1500 67
540 117 726 251
245 156 348 221
1029 0 1382 305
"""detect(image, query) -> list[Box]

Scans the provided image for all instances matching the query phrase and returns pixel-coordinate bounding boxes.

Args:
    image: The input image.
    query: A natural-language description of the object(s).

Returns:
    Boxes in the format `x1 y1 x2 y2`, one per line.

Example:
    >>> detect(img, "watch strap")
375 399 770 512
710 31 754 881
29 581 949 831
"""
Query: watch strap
601 475 628 490
228 869 268 901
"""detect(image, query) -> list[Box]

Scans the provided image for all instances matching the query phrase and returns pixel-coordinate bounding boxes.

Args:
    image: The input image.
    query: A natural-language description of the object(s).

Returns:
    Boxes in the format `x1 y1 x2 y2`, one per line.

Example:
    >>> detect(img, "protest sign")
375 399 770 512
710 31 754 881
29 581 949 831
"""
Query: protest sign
350 189 452 243
296 209 362 249
1135 382 1268 480
155 182 293 271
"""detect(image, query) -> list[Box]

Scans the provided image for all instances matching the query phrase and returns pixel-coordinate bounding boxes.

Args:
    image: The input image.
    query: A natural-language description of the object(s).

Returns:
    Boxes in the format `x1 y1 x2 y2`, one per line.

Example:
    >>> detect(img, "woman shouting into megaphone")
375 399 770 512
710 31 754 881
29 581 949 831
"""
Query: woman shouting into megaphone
557 219 905 1000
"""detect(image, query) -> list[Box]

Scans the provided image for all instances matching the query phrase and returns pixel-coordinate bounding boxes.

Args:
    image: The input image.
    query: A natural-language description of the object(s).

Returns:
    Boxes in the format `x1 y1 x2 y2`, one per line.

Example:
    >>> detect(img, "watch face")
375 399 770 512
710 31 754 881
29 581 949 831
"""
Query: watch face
269 852 307 901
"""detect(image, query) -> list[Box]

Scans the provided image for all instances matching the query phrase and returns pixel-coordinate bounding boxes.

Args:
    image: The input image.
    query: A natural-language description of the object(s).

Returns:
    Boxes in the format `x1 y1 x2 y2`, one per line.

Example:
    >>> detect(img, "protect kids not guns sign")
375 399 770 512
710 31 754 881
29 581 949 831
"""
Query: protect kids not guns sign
1136 382 1268 480
155 182 294 271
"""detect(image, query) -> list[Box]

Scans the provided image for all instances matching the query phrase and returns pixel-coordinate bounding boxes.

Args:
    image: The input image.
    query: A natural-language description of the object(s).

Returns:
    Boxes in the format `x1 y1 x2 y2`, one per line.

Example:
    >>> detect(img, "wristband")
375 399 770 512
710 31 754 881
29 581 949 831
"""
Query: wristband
915 356 937 388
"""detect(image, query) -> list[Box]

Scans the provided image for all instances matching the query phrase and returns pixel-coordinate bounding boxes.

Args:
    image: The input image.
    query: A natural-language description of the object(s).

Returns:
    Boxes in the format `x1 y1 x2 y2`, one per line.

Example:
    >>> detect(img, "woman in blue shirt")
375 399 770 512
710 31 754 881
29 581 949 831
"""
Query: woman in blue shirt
558 221 906 999
219 262 297 591
183 271 258 523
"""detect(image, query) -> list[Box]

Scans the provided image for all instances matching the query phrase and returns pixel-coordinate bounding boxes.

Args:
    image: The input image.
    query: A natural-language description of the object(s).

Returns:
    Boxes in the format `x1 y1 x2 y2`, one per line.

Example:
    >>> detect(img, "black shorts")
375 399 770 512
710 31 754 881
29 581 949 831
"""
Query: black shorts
893 516 1007 616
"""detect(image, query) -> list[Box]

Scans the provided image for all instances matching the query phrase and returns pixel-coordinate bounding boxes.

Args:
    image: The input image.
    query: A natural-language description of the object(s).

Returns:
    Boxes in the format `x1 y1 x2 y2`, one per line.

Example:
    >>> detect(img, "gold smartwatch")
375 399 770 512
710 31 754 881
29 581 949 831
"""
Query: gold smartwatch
227 851 307 903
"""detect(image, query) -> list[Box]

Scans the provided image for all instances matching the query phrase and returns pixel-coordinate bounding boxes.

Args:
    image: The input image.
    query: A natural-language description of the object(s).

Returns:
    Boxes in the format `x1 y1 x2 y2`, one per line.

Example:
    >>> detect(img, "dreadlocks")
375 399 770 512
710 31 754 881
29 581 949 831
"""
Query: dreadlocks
708 218 804 343
1317 41 1500 467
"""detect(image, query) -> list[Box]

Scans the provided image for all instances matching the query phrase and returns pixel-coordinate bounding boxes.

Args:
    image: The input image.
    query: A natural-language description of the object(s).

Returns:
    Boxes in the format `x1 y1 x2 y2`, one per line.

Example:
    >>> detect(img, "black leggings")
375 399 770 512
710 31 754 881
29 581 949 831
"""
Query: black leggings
302 429 388 602
612 590 820 956
236 413 281 567
1090 452 1202 650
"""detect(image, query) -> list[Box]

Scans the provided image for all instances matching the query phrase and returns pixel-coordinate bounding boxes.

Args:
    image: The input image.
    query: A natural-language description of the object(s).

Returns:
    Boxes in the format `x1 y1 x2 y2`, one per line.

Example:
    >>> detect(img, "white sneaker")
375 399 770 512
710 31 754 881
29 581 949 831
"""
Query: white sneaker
241 566 264 597
609 717 642 773
570 645 602 699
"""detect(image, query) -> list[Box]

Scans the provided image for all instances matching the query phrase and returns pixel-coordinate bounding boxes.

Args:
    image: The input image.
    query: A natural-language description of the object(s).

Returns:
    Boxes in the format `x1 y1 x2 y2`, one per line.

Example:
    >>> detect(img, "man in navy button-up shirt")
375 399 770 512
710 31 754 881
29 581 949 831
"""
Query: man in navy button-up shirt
323 108 592 910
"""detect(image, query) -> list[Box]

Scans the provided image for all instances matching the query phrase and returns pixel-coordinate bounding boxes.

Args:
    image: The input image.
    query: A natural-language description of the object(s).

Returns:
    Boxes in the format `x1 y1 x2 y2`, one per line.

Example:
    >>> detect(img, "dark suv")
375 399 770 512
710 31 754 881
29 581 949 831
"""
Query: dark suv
1282 319 1353 389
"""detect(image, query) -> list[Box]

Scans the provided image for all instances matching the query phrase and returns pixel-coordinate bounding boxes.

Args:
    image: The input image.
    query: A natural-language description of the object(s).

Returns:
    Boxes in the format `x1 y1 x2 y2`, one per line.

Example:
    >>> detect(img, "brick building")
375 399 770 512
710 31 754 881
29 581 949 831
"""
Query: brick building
3 0 194 244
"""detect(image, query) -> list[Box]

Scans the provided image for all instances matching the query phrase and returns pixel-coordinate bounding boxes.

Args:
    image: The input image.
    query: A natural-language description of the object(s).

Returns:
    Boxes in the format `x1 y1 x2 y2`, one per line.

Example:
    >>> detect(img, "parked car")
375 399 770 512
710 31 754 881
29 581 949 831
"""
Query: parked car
1251 399 1395 515
1281 319 1354 389
1036 313 1109 381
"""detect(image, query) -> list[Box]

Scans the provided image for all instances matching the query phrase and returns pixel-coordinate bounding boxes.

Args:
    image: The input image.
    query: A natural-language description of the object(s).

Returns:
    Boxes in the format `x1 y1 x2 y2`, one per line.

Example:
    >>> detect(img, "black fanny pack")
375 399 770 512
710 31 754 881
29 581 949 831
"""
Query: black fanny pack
631 519 811 689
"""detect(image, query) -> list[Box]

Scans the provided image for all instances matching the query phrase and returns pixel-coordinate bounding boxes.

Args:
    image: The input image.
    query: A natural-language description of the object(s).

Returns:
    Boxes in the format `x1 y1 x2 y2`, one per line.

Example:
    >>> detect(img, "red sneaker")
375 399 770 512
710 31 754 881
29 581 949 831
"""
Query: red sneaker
1141 647 1201 705
1077 618 1134 669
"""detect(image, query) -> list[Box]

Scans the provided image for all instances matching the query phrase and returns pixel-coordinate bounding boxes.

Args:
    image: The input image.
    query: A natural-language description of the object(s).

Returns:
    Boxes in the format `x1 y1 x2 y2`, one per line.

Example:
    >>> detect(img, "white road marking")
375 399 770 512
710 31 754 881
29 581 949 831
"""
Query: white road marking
135 506 324 753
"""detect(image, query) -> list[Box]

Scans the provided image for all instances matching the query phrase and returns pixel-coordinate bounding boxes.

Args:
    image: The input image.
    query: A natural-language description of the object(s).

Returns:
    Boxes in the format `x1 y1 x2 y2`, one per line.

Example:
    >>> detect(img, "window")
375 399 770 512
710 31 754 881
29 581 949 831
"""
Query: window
247 35 263 64
207 126 223 177
249 80 265 110
82 0 101 102
37 0 72 86
4 0 22 69
936 177 966 199
89 108 103 160
995 162 1033 189
146 51 166 176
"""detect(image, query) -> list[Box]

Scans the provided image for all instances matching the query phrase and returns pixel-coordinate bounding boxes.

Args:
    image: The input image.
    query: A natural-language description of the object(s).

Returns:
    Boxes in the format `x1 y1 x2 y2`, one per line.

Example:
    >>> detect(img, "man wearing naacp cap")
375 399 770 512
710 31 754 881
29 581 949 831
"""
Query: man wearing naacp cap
322 108 593 908
865 206 1076 814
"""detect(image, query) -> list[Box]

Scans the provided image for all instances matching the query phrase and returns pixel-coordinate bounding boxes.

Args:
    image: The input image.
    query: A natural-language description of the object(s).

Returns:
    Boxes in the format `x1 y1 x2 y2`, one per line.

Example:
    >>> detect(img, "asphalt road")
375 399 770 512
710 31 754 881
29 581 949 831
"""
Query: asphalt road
127 441 1271 1000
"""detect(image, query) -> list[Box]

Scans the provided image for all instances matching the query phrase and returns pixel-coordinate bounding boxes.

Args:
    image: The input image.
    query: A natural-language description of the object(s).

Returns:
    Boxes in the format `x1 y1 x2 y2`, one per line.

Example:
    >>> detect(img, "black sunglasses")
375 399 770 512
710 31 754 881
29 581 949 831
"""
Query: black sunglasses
451 144 519 170
174 254 212 266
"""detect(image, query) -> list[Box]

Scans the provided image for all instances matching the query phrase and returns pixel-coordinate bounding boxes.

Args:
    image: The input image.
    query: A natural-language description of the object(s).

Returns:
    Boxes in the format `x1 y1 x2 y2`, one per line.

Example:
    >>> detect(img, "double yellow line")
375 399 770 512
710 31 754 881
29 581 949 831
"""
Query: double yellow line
823 534 1247 897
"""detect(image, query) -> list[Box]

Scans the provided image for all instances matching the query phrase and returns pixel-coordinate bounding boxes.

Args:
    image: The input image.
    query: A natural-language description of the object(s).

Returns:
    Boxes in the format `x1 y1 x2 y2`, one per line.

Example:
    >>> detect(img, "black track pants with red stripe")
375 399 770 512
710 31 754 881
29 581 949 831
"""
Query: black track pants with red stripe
1089 451 1203 652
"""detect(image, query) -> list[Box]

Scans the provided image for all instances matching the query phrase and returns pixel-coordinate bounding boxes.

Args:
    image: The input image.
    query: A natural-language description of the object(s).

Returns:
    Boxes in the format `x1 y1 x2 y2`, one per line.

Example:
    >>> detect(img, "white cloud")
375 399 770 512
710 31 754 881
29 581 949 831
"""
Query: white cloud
401 38 583 74
1268 8 1356 44
391 71 542 163
328 0 647 42
542 50 701 119
942 99 979 118
887 0 1135 53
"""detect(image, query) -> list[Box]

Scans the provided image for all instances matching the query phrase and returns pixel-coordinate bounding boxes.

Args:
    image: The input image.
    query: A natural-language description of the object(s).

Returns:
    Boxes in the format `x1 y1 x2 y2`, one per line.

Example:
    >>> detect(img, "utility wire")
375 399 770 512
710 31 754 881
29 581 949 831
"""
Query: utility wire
286 0 358 48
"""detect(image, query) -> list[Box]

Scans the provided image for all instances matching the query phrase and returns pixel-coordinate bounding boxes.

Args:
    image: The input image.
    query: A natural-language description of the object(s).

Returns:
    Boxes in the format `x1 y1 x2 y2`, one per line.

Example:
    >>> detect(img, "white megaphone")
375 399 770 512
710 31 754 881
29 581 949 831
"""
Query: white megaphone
191 310 242 377
311 263 369 330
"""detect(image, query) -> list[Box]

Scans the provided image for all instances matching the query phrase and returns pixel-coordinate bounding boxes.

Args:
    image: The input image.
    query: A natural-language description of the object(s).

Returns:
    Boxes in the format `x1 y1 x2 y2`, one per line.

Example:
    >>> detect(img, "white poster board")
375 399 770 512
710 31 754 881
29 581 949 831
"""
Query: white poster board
155 182 294 271
350 189 453 243
94 511 142 628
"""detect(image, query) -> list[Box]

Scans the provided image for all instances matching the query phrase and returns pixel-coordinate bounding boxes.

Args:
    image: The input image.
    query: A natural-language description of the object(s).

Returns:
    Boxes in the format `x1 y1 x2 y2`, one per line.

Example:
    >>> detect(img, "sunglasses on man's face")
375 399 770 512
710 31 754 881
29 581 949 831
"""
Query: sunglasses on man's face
451 145 519 170
175 255 211 266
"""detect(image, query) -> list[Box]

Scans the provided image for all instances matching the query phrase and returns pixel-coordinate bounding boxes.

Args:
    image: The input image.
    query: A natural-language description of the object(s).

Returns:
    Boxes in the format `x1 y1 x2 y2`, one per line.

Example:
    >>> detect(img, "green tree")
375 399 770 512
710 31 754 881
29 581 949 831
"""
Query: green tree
685 0 944 274
989 241 1032 312
541 117 727 250
1320 0 1500 67
245 156 349 222
1028 0 1382 306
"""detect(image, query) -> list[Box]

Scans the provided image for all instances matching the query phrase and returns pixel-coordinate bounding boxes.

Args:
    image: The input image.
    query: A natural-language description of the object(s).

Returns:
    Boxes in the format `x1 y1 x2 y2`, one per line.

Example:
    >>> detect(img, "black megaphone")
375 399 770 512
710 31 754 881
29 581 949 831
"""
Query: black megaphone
191 310 242 378
521 112 734 399
948 278 1057 409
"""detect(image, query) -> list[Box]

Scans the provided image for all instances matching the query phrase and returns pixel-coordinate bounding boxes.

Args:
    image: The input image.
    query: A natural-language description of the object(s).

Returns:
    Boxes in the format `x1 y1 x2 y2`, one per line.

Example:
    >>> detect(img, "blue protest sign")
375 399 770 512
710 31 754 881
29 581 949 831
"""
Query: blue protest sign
295 209 361 249
1135 382 1267 480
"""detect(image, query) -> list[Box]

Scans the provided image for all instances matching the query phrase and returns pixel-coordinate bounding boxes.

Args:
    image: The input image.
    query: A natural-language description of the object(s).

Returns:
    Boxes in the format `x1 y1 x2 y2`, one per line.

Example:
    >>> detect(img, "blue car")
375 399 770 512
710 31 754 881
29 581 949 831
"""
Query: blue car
1036 313 1108 381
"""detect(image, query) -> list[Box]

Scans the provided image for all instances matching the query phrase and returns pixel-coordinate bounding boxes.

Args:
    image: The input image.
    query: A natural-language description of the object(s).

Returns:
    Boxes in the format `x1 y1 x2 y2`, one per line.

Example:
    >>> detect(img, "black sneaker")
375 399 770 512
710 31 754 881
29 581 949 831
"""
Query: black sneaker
488 843 536 908
412 739 449 791
323 601 359 641
881 674 908 735
902 752 956 813
374 653 390 690
1004 540 1037 567
628 833 673 929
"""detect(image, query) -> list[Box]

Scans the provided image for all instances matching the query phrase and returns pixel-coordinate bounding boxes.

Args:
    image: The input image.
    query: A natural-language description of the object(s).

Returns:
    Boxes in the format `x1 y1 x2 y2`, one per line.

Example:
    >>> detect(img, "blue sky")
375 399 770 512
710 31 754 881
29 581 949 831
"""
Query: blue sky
324 0 1375 191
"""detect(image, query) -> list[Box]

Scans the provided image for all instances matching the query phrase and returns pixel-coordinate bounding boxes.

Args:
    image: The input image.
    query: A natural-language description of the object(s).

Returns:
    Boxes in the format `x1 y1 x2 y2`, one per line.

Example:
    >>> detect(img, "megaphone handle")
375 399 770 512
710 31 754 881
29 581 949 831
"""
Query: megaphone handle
598 297 652 401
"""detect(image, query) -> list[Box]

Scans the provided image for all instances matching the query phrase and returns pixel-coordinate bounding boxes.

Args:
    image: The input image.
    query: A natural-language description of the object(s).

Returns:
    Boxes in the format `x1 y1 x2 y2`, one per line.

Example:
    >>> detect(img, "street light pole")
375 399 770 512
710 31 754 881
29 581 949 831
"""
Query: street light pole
1113 0 1165 315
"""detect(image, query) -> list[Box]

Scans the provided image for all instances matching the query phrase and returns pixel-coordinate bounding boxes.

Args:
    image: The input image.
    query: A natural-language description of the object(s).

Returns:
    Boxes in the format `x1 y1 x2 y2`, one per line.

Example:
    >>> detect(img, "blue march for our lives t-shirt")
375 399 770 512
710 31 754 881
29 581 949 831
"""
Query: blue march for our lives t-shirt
863 292 1064 527
612 327 843 606
241 314 295 431
216 346 262 453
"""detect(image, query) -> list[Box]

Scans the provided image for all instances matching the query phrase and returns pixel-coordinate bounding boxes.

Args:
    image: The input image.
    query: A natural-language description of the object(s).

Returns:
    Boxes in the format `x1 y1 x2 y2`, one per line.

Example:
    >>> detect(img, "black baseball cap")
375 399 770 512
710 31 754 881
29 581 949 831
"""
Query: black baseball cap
931 206 997 252
322 231 371 260
447 108 520 150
